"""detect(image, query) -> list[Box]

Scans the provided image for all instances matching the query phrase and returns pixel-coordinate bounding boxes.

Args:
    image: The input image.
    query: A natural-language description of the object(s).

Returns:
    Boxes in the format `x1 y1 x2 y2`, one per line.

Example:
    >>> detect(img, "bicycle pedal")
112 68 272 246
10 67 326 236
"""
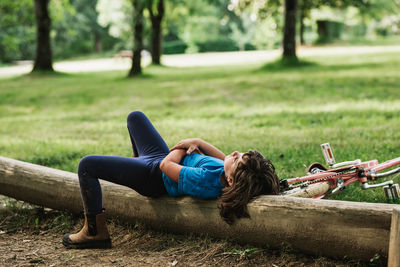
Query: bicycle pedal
384 184 400 201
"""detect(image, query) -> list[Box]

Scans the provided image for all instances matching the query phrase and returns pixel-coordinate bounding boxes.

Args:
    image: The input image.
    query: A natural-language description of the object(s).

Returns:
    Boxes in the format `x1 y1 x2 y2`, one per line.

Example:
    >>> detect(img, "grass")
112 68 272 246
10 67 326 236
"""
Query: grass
321 35 400 47
0 49 399 204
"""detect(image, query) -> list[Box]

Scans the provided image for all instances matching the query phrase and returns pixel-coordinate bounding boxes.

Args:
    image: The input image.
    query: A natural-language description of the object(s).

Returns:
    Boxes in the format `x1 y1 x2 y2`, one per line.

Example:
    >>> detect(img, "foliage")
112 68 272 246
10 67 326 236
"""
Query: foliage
162 40 187 54
196 38 239 52
314 20 345 43
163 0 281 52
0 0 399 63
376 15 400 36
0 0 118 63
51 0 118 59
97 0 133 47
0 0 35 62
234 0 400 47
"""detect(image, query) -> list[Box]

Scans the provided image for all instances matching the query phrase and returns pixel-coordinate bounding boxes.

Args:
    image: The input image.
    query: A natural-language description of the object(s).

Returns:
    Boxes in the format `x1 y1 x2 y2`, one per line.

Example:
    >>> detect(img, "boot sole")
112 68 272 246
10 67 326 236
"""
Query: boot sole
62 235 112 249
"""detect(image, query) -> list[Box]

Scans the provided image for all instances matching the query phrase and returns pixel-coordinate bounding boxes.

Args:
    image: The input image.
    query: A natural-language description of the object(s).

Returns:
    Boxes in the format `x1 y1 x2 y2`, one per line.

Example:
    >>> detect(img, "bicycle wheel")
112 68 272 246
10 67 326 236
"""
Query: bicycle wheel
281 181 330 198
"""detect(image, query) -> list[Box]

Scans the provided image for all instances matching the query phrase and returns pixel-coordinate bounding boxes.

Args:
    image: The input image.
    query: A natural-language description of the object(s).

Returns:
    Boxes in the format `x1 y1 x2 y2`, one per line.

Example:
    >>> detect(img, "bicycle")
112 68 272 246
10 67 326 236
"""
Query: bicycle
279 143 400 200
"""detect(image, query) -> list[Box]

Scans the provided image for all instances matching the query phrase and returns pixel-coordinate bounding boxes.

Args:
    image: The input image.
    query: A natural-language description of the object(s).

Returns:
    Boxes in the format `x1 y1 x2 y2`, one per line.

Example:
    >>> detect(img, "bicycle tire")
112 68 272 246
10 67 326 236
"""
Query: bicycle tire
281 181 330 198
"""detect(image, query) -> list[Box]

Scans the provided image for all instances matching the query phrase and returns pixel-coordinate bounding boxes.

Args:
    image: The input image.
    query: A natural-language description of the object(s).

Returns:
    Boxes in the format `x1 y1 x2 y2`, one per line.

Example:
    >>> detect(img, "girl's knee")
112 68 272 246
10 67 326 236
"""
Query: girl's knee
127 110 145 125
78 155 97 177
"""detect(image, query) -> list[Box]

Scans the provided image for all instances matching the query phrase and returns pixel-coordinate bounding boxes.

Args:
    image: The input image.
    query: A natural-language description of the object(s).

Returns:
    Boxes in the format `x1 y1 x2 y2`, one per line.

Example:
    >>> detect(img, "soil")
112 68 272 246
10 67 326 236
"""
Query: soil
0 197 381 267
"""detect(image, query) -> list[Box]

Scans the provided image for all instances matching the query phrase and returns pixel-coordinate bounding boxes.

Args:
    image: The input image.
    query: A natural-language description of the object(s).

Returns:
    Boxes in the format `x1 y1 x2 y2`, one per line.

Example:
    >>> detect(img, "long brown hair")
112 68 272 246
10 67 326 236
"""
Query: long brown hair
218 150 279 225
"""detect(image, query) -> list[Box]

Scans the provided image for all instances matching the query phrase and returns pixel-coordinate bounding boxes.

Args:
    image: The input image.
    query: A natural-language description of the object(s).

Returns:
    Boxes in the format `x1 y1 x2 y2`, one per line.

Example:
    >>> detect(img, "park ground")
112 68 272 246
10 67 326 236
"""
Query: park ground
1 45 399 266
0 197 375 266
1 45 400 78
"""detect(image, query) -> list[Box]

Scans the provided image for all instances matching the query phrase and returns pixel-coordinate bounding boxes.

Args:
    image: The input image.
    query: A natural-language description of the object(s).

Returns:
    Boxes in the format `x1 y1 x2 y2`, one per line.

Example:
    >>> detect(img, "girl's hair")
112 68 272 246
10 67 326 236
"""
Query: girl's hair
218 150 279 225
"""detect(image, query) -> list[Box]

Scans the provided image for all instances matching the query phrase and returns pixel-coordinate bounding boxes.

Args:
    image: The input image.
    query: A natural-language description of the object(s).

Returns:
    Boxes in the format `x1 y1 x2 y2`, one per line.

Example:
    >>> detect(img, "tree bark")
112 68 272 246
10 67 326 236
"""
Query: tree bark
94 32 102 53
148 0 164 65
299 5 306 45
128 0 145 77
0 156 394 262
283 0 298 59
33 0 53 72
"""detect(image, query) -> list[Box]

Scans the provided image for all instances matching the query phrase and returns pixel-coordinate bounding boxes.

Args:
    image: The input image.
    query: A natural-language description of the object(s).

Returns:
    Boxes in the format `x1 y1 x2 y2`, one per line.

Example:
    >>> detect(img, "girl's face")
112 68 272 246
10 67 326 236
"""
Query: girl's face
224 151 244 186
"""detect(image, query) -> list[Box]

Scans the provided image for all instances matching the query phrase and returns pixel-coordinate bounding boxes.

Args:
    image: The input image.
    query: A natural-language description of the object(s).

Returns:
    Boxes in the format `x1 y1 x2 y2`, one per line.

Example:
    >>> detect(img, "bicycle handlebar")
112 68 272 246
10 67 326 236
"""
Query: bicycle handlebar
361 180 393 189
368 167 400 178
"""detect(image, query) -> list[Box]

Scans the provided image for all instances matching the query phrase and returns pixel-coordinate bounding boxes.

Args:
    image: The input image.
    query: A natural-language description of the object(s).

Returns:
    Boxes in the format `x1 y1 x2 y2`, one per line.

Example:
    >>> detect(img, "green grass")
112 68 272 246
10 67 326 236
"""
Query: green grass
1 49 399 204
323 35 400 47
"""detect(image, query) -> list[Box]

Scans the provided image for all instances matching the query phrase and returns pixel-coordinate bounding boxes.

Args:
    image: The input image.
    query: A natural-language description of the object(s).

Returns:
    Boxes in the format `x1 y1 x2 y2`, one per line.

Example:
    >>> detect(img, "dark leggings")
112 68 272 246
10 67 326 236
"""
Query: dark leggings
78 111 169 215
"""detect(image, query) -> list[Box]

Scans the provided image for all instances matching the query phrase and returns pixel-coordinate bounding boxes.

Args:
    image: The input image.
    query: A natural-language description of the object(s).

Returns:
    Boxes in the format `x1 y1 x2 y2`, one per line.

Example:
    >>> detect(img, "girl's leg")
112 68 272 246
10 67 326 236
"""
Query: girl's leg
64 111 169 249
127 111 169 157
78 155 166 215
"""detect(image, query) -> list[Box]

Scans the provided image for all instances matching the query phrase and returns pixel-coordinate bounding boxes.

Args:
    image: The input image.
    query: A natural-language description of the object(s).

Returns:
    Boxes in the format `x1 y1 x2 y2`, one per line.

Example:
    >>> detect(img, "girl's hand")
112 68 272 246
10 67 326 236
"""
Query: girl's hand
170 138 201 155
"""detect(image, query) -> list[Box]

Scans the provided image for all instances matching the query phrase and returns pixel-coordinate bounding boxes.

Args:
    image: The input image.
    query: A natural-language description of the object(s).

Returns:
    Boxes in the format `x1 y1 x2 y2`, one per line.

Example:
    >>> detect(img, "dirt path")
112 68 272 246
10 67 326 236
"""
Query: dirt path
0 197 378 267
1 45 399 78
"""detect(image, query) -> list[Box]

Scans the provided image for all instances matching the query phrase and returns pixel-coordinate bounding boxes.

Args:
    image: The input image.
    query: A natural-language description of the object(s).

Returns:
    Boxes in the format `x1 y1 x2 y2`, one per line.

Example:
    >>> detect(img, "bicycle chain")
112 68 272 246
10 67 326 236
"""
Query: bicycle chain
288 167 358 190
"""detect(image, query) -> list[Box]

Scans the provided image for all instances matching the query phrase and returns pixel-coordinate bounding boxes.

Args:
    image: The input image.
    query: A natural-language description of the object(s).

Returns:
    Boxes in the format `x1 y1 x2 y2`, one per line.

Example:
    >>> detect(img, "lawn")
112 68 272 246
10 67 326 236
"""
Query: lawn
0 50 399 204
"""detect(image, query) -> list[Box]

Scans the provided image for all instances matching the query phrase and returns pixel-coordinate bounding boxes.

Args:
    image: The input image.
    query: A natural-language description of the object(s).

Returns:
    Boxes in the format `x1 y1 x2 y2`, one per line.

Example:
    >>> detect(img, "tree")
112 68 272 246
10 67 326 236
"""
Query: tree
298 0 313 45
297 0 398 45
232 0 298 60
282 0 298 59
0 0 36 63
148 0 164 65
128 0 145 77
33 0 53 72
72 0 109 53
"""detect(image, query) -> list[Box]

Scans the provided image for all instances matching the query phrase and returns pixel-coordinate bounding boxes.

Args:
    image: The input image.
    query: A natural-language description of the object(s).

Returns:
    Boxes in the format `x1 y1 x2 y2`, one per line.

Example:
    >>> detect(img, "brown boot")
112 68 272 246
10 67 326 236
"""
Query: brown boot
62 210 111 249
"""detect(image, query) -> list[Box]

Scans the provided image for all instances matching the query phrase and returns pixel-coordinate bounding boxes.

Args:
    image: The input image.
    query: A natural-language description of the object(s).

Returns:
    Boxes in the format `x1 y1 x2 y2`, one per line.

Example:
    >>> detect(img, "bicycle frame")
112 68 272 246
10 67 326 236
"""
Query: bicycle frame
280 144 400 200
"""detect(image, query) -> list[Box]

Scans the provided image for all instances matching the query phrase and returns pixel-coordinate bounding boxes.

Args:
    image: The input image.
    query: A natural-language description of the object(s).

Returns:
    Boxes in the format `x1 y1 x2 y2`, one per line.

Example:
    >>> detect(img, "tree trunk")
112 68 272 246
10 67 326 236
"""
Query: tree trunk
148 0 164 65
0 156 394 262
128 0 145 77
33 0 53 72
94 32 102 53
282 0 298 59
299 6 306 45
150 17 162 65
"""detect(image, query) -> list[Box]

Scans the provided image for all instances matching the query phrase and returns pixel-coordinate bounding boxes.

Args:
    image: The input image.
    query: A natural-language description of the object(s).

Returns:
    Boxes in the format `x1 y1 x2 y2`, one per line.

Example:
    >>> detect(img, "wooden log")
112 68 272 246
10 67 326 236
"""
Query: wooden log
0 156 395 261
388 207 400 267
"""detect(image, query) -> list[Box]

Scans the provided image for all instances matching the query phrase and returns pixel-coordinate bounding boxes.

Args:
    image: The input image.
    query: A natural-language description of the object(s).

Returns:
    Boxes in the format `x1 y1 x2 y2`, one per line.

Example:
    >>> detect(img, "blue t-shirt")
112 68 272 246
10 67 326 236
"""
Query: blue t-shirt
162 153 225 199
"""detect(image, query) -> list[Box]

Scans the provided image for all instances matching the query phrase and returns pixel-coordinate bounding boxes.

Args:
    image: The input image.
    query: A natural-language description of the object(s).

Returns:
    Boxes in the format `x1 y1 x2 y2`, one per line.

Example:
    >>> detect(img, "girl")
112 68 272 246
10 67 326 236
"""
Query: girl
62 111 279 249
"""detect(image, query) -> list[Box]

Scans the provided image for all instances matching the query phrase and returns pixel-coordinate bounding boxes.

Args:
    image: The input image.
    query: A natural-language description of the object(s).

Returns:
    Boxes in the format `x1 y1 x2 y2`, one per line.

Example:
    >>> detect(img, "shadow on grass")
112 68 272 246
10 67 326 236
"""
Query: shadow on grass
258 57 318 72
3 70 73 82
109 72 156 82
24 70 72 78
125 72 155 79
257 56 398 73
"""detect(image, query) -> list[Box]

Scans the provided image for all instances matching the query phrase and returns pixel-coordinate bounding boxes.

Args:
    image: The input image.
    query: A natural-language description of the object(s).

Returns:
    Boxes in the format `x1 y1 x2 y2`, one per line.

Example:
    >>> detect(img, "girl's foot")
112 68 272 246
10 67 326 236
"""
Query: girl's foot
62 210 111 249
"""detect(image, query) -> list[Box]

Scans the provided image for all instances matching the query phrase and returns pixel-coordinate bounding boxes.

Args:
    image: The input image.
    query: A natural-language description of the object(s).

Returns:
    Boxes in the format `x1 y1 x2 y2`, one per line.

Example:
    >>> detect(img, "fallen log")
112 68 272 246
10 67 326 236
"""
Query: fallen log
388 207 400 267
0 156 395 261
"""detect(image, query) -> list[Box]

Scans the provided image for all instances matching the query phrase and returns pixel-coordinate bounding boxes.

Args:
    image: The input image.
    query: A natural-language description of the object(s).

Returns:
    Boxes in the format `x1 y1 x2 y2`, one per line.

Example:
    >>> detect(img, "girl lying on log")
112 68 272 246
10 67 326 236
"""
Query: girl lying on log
62 111 279 249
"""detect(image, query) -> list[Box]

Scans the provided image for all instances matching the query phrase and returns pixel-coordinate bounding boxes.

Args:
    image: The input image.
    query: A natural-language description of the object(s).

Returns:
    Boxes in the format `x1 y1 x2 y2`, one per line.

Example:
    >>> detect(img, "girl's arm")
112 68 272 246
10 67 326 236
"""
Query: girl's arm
170 138 225 160
159 149 186 183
